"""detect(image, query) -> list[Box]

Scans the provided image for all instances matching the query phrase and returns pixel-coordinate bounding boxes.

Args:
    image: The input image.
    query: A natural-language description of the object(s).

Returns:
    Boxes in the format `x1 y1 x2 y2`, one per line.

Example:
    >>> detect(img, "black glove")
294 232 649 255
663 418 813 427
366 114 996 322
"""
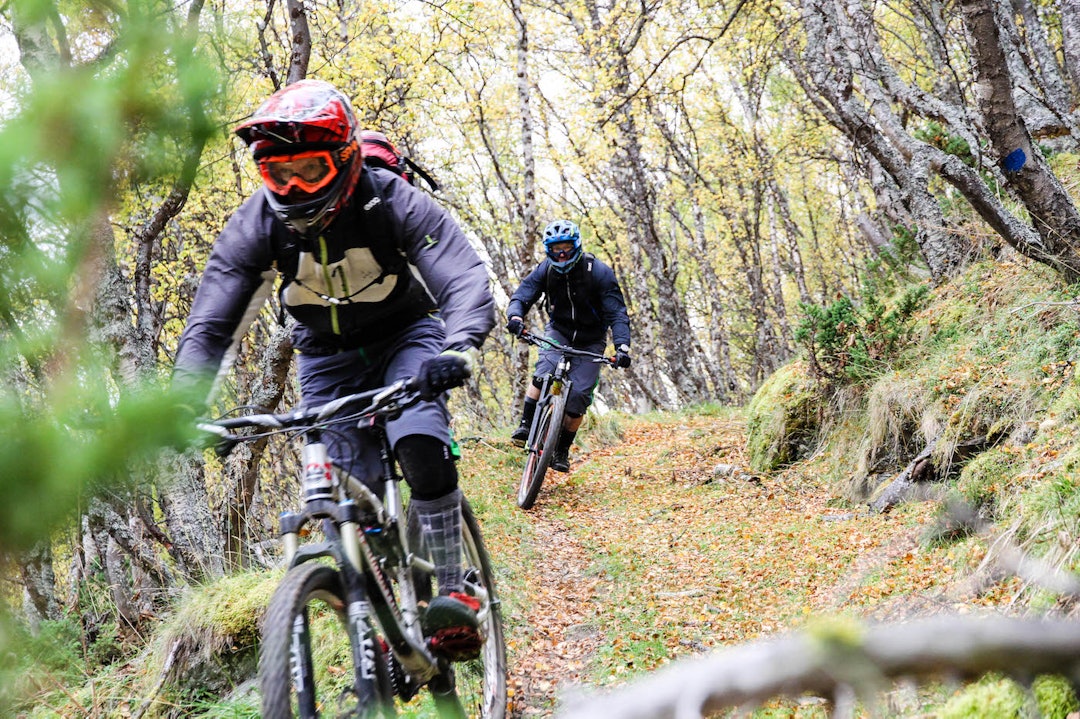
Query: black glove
506 316 524 337
418 350 474 400
615 345 632 369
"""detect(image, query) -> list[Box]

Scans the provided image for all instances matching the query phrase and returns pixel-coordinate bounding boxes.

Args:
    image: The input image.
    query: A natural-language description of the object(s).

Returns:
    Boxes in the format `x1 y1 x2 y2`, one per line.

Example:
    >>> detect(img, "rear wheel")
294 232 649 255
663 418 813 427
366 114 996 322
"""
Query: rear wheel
408 499 508 718
260 562 395 718
517 393 564 510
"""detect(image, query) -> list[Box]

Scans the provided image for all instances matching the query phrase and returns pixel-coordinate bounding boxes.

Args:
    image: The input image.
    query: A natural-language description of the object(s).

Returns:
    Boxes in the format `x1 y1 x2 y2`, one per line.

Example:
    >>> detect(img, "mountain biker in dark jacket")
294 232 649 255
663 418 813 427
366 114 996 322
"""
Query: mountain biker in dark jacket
173 79 494 661
505 219 631 472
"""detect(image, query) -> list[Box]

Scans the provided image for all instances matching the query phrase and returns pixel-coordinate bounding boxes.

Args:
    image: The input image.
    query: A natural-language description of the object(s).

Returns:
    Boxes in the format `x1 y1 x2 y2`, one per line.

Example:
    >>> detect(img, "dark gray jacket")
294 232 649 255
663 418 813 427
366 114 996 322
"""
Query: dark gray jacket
175 168 495 380
506 253 631 349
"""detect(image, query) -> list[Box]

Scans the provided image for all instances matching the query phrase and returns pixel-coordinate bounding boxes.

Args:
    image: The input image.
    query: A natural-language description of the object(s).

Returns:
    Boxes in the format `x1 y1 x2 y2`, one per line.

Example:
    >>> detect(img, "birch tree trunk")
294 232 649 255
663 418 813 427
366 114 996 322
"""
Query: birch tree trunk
1062 0 1080 93
510 0 539 407
959 0 1080 280
790 0 1080 284
18 542 60 624
557 616 1080 719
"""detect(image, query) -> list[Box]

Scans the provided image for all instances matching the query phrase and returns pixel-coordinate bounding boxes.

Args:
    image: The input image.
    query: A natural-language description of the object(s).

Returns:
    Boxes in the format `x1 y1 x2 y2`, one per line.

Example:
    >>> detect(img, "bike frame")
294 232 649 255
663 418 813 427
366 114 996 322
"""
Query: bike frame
524 354 573 449
200 379 500 714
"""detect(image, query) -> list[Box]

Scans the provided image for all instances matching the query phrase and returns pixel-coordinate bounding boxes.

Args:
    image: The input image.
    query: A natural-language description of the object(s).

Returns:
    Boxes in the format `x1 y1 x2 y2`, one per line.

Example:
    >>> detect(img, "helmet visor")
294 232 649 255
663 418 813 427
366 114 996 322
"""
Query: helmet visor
258 149 339 195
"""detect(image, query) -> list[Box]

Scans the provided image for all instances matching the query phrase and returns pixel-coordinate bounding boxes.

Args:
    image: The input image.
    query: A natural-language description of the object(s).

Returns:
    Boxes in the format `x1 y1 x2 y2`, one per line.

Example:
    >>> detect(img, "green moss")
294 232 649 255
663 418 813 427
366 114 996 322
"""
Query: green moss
1033 674 1080 718
746 361 821 472
937 673 1080 719
143 570 280 716
161 570 279 649
954 448 1021 511
938 675 1025 719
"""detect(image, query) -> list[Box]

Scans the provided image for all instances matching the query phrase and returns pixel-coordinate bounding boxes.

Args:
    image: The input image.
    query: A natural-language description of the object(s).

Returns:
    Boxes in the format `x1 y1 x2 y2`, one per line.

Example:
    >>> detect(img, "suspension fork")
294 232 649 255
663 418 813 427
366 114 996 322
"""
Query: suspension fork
328 522 383 692
528 373 556 448
369 417 428 636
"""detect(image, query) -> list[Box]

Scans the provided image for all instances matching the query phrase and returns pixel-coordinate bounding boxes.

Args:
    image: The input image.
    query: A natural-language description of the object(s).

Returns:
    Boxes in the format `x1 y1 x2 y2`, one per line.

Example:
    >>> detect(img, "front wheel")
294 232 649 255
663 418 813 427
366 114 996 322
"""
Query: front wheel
517 393 565 510
259 562 394 718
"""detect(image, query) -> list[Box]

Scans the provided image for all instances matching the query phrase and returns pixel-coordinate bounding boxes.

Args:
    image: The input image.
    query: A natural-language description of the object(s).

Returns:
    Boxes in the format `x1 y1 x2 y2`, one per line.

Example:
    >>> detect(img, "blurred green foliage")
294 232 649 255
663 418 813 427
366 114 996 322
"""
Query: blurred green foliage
0 0 220 553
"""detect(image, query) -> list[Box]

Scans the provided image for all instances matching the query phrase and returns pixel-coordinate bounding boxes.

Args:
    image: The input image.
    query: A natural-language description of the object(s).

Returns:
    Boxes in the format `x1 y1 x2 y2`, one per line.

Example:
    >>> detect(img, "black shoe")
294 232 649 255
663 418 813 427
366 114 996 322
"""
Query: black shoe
510 424 529 447
551 447 570 473
422 592 482 661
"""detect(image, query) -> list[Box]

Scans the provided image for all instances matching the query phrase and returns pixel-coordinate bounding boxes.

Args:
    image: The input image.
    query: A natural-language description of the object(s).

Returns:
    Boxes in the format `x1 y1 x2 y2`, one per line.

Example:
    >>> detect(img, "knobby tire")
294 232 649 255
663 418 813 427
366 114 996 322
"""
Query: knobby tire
517 393 565 510
260 562 393 719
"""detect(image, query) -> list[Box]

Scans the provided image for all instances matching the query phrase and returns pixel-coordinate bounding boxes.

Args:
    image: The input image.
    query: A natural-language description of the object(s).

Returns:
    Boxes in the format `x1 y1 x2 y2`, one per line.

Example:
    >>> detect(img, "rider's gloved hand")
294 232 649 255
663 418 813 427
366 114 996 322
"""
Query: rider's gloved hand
506 316 524 337
418 349 475 400
615 344 632 369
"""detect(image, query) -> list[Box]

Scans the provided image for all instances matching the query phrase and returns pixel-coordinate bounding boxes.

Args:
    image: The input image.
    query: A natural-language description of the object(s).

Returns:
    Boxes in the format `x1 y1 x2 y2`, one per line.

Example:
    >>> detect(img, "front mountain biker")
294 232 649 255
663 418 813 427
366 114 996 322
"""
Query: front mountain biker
505 219 632 472
172 79 495 661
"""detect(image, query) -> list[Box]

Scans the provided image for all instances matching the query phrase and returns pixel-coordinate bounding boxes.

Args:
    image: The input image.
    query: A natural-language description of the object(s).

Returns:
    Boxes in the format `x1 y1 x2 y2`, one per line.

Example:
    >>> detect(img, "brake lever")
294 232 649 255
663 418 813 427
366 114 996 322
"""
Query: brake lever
197 421 242 458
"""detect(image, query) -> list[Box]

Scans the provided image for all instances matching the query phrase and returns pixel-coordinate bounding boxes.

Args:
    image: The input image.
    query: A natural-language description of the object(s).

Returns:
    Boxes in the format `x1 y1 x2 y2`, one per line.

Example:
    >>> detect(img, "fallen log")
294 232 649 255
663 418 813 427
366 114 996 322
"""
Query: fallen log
869 435 995 513
556 615 1080 719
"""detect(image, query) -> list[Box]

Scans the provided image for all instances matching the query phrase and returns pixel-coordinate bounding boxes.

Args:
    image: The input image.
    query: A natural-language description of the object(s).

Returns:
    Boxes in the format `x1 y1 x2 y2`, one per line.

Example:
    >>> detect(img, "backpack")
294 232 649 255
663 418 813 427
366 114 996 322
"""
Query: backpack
361 130 439 191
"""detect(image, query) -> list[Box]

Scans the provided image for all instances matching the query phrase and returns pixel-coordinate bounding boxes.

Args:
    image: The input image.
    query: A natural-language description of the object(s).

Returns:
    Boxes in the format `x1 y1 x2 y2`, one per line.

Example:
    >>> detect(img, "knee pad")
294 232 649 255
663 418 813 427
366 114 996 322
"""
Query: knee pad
566 411 583 420
395 434 459 501
531 376 544 390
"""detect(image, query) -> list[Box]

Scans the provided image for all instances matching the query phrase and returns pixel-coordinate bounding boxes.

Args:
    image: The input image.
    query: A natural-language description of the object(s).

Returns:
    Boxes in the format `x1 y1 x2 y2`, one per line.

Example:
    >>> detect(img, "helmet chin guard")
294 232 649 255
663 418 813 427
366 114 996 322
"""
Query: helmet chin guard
543 219 583 273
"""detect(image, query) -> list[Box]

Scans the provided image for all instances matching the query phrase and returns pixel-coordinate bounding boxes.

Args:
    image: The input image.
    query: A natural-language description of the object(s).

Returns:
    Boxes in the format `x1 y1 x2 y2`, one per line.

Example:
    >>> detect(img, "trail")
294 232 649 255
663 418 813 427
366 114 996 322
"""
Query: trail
498 412 949 717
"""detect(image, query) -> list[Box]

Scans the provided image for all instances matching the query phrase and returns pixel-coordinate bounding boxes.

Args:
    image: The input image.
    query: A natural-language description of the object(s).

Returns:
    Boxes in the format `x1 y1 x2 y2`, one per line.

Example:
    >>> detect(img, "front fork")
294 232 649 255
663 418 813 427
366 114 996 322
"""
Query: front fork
527 376 559 449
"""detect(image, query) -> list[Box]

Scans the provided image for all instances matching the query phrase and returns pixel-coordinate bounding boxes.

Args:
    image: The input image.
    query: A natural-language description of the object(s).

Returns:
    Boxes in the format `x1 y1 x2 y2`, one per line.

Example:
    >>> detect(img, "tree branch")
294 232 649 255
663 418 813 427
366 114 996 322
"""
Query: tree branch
557 616 1080 719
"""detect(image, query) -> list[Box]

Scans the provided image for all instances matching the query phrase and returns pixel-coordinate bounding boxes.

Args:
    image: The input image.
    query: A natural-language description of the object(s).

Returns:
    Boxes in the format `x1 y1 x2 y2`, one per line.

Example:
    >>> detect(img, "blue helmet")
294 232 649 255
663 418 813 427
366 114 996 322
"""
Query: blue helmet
543 219 583 273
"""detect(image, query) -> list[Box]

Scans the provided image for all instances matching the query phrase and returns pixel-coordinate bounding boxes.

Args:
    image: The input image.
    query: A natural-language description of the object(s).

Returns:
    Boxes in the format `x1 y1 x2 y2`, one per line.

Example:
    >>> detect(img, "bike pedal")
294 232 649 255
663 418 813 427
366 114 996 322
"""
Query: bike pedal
428 627 482 662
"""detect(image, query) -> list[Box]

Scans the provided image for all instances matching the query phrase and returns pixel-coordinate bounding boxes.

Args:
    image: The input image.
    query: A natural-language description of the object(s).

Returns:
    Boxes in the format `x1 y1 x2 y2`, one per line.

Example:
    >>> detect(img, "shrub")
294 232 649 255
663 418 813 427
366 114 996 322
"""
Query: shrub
795 284 928 384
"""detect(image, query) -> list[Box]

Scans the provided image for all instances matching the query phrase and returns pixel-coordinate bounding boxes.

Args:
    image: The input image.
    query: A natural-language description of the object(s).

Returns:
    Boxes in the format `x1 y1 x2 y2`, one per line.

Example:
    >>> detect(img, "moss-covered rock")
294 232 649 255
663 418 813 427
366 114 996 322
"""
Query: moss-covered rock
746 360 821 473
1033 674 1080 718
146 570 279 717
938 675 1025 719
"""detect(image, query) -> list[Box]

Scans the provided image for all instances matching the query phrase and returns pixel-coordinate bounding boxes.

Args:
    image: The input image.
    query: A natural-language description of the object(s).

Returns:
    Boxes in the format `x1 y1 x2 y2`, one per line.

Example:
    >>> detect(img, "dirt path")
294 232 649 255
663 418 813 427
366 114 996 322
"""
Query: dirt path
506 511 604 716
505 414 754 716
497 411 951 717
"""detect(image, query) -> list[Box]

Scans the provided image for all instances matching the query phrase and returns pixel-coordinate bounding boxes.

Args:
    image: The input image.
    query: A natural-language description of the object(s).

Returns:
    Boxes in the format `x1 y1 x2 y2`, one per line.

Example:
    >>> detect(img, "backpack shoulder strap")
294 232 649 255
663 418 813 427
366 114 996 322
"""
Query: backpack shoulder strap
355 169 407 274
266 170 407 324
401 155 439 191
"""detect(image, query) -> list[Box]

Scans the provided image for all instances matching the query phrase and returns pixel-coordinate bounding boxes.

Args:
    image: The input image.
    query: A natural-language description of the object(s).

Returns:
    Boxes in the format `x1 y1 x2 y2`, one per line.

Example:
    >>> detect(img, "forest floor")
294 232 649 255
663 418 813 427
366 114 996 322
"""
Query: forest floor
464 409 1011 718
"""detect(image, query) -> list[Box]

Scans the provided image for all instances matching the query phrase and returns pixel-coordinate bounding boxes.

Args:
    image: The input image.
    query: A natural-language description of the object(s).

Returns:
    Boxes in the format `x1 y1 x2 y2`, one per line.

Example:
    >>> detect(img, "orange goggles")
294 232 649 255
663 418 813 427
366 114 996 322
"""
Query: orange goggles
258 149 339 195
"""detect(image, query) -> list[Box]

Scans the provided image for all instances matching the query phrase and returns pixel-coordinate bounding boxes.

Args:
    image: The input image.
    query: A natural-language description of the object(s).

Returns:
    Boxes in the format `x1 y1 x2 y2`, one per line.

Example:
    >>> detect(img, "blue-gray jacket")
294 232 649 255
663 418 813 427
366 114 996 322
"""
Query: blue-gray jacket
175 168 495 380
506 253 631 349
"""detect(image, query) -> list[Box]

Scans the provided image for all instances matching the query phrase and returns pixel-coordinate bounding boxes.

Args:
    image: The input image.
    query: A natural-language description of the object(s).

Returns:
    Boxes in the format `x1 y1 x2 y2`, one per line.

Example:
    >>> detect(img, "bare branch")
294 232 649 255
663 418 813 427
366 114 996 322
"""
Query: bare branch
557 616 1080 719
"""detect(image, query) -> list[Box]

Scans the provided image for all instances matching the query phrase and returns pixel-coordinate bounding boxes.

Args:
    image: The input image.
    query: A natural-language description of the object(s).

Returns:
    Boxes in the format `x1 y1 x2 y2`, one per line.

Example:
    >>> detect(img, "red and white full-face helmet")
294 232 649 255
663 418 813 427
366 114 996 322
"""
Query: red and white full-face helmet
234 80 362 237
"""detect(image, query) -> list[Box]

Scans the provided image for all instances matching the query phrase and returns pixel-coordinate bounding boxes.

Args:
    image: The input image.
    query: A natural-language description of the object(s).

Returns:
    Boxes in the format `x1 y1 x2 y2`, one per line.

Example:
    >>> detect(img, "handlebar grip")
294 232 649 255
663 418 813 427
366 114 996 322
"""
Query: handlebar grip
196 421 243 457
213 436 242 458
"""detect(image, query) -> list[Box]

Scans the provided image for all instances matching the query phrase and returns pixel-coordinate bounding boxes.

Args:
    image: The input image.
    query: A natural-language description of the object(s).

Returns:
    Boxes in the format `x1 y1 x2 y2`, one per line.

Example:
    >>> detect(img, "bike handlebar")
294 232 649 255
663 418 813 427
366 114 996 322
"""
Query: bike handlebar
197 377 423 453
516 330 617 366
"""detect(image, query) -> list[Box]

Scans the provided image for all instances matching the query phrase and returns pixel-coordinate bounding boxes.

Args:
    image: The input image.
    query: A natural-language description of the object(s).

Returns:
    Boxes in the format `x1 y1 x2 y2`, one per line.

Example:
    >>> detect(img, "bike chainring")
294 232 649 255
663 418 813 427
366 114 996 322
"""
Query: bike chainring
385 650 420 701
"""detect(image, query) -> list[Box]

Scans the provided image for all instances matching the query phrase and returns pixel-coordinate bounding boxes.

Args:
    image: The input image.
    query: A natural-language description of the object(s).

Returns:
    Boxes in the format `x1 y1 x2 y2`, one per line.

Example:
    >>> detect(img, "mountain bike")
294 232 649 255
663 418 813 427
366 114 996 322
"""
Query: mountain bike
199 377 507 718
513 330 617 510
